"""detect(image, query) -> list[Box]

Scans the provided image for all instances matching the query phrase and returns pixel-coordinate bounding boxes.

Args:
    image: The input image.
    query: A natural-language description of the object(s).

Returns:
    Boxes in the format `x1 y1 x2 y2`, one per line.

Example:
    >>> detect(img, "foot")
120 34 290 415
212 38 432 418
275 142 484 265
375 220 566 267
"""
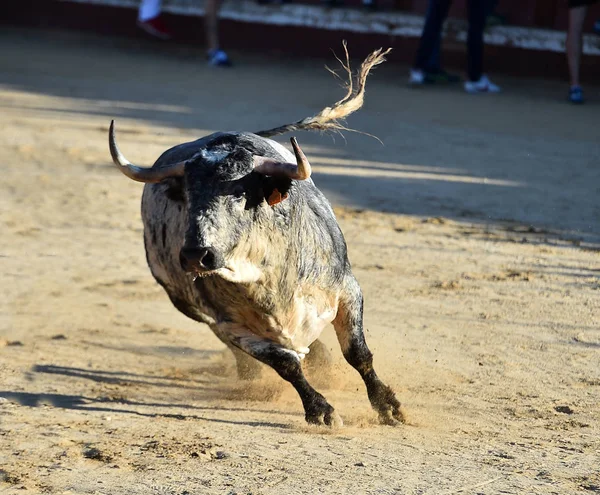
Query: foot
409 69 425 86
372 385 404 425
306 405 343 427
464 75 501 94
137 15 172 40
304 395 343 427
410 69 460 86
424 69 460 84
364 373 404 425
569 85 584 104
207 49 232 67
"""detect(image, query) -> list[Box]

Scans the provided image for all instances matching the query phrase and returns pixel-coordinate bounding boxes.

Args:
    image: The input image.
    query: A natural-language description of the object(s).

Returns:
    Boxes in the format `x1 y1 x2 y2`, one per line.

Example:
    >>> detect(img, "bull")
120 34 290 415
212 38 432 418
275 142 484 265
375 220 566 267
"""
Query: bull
108 47 403 426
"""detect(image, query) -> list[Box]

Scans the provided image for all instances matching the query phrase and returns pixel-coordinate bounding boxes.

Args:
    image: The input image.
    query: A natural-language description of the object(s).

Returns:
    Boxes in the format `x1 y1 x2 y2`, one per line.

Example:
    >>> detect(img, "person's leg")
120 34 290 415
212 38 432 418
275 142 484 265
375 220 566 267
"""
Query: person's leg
138 0 162 22
137 0 171 39
414 0 452 72
485 0 501 21
425 23 442 72
205 0 221 53
205 0 232 65
567 5 588 88
463 0 501 92
466 0 486 82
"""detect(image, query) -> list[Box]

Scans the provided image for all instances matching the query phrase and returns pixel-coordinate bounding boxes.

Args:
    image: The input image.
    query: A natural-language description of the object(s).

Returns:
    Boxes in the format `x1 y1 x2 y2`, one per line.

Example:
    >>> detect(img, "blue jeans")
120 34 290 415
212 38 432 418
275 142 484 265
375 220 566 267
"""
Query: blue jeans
414 0 492 81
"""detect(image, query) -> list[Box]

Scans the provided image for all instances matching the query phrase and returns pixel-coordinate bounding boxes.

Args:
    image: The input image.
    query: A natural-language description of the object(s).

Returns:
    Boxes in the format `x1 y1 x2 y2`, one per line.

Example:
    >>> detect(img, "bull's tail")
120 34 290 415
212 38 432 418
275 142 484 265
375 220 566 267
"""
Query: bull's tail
255 42 391 139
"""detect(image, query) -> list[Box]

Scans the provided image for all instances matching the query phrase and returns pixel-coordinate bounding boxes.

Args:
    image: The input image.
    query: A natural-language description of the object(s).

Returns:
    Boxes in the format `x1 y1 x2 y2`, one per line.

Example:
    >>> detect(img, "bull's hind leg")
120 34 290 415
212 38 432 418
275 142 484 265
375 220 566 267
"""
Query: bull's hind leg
333 276 404 425
230 334 342 427
208 323 263 380
305 339 333 370
229 345 263 380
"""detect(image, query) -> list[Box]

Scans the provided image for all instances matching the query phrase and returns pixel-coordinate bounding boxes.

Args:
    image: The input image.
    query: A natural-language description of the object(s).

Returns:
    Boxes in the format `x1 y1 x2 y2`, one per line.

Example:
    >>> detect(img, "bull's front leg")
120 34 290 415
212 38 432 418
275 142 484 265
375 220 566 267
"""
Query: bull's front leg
333 276 404 425
230 339 331 380
227 330 343 427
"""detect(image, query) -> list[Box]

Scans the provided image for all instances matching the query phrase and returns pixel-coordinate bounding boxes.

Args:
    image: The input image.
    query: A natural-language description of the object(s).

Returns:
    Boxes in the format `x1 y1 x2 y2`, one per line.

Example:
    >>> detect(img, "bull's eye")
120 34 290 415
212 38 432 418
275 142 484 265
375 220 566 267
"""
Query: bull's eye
232 185 245 199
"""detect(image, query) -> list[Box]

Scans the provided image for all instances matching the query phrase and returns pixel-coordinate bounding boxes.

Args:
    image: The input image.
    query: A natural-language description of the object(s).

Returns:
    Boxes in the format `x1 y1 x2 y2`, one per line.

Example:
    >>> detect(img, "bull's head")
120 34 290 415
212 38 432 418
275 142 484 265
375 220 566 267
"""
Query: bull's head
109 121 311 279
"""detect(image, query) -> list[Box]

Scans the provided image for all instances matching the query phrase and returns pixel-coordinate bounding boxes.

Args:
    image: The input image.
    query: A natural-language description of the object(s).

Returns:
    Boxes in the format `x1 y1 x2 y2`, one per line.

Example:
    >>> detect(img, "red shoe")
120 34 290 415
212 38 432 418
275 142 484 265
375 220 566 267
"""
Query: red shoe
137 15 172 40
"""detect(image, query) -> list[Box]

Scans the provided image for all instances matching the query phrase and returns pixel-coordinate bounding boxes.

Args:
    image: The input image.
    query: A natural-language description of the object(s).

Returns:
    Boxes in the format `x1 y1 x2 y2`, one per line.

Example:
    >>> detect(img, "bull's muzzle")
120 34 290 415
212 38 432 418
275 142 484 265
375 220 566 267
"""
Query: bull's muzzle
179 246 223 273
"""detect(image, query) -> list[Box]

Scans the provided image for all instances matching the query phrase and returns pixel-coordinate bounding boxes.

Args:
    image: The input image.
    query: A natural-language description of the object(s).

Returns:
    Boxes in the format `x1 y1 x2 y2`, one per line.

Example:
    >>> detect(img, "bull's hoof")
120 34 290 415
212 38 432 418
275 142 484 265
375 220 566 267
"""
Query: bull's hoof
372 386 405 426
377 405 405 426
306 408 344 428
305 397 343 427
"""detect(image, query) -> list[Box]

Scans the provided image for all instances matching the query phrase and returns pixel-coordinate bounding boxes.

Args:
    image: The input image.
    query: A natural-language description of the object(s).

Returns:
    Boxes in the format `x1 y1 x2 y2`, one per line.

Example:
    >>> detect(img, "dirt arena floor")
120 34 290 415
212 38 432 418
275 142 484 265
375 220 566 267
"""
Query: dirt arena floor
1 26 599 495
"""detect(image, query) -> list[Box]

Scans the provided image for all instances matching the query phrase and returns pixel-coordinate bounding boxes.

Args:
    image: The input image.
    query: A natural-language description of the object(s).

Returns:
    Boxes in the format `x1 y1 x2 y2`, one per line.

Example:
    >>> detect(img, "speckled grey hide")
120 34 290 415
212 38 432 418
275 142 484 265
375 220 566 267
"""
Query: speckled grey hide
138 131 402 426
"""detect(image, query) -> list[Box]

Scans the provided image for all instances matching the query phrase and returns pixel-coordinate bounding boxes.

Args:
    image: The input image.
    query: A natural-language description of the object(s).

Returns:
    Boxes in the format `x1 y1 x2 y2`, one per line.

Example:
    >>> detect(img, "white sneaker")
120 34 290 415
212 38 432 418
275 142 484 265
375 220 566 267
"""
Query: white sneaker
464 75 501 94
409 69 425 85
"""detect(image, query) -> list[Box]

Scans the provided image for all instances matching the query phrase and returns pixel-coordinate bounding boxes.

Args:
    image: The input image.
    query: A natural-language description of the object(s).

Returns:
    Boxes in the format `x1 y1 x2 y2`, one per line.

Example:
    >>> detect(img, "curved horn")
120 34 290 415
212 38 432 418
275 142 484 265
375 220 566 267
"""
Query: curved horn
109 120 185 183
253 137 312 180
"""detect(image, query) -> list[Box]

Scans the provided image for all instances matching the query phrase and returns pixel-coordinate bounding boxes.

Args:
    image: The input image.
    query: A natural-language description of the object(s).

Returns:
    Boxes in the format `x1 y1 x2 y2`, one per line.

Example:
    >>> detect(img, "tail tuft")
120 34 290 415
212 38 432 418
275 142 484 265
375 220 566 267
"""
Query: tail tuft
256 41 391 138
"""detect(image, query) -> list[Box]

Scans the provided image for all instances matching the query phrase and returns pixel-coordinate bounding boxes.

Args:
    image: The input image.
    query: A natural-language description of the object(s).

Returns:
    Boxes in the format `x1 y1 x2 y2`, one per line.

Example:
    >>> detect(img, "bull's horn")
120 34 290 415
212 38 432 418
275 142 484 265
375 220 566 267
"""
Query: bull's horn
109 120 185 183
253 137 311 180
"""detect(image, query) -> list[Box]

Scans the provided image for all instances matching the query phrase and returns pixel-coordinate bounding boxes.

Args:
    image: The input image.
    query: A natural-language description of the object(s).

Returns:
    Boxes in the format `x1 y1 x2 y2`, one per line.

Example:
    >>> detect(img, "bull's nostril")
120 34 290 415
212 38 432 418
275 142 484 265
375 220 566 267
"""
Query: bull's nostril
180 247 206 271
180 246 220 271
200 249 216 270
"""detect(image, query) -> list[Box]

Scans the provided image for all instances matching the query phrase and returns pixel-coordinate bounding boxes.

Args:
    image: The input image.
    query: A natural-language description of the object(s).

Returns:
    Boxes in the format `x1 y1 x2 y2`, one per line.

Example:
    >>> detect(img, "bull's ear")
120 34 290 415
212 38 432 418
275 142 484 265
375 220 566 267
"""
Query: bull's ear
163 177 185 203
267 188 288 206
263 176 292 207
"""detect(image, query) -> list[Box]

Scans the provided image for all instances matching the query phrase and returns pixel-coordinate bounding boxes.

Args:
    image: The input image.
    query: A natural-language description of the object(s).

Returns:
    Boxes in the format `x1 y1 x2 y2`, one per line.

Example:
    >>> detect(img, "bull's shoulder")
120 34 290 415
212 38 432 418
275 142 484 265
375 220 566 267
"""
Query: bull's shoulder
300 182 344 238
289 183 350 284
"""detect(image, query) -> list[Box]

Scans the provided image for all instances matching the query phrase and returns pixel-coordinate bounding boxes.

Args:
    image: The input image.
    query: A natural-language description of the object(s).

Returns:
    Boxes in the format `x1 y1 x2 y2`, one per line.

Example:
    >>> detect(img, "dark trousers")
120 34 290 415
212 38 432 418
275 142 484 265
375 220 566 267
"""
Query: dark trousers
414 0 488 81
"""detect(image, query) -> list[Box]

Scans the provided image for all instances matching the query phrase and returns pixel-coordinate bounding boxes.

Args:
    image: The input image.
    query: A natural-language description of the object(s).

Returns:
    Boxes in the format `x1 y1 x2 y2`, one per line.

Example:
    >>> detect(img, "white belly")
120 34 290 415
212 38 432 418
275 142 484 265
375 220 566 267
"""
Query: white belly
283 293 338 358
213 291 338 359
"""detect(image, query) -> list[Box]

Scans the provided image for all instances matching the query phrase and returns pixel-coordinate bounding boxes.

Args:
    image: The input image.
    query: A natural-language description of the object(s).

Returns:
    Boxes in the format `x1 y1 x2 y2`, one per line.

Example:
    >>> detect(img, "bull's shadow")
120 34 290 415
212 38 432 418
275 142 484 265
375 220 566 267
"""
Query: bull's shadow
28 363 303 418
31 364 211 390
0 390 292 429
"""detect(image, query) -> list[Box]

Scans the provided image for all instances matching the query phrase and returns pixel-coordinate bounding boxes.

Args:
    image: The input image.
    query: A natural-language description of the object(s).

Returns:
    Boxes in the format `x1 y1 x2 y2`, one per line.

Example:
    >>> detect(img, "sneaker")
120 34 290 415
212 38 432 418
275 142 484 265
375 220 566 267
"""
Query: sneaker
464 75 501 94
409 69 425 86
569 86 584 104
137 15 172 40
424 69 460 84
207 49 232 67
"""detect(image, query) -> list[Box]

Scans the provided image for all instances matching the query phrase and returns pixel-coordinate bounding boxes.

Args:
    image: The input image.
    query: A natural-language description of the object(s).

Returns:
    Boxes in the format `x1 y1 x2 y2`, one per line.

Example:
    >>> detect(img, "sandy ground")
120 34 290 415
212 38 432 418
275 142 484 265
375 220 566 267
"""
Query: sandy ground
1 27 599 495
